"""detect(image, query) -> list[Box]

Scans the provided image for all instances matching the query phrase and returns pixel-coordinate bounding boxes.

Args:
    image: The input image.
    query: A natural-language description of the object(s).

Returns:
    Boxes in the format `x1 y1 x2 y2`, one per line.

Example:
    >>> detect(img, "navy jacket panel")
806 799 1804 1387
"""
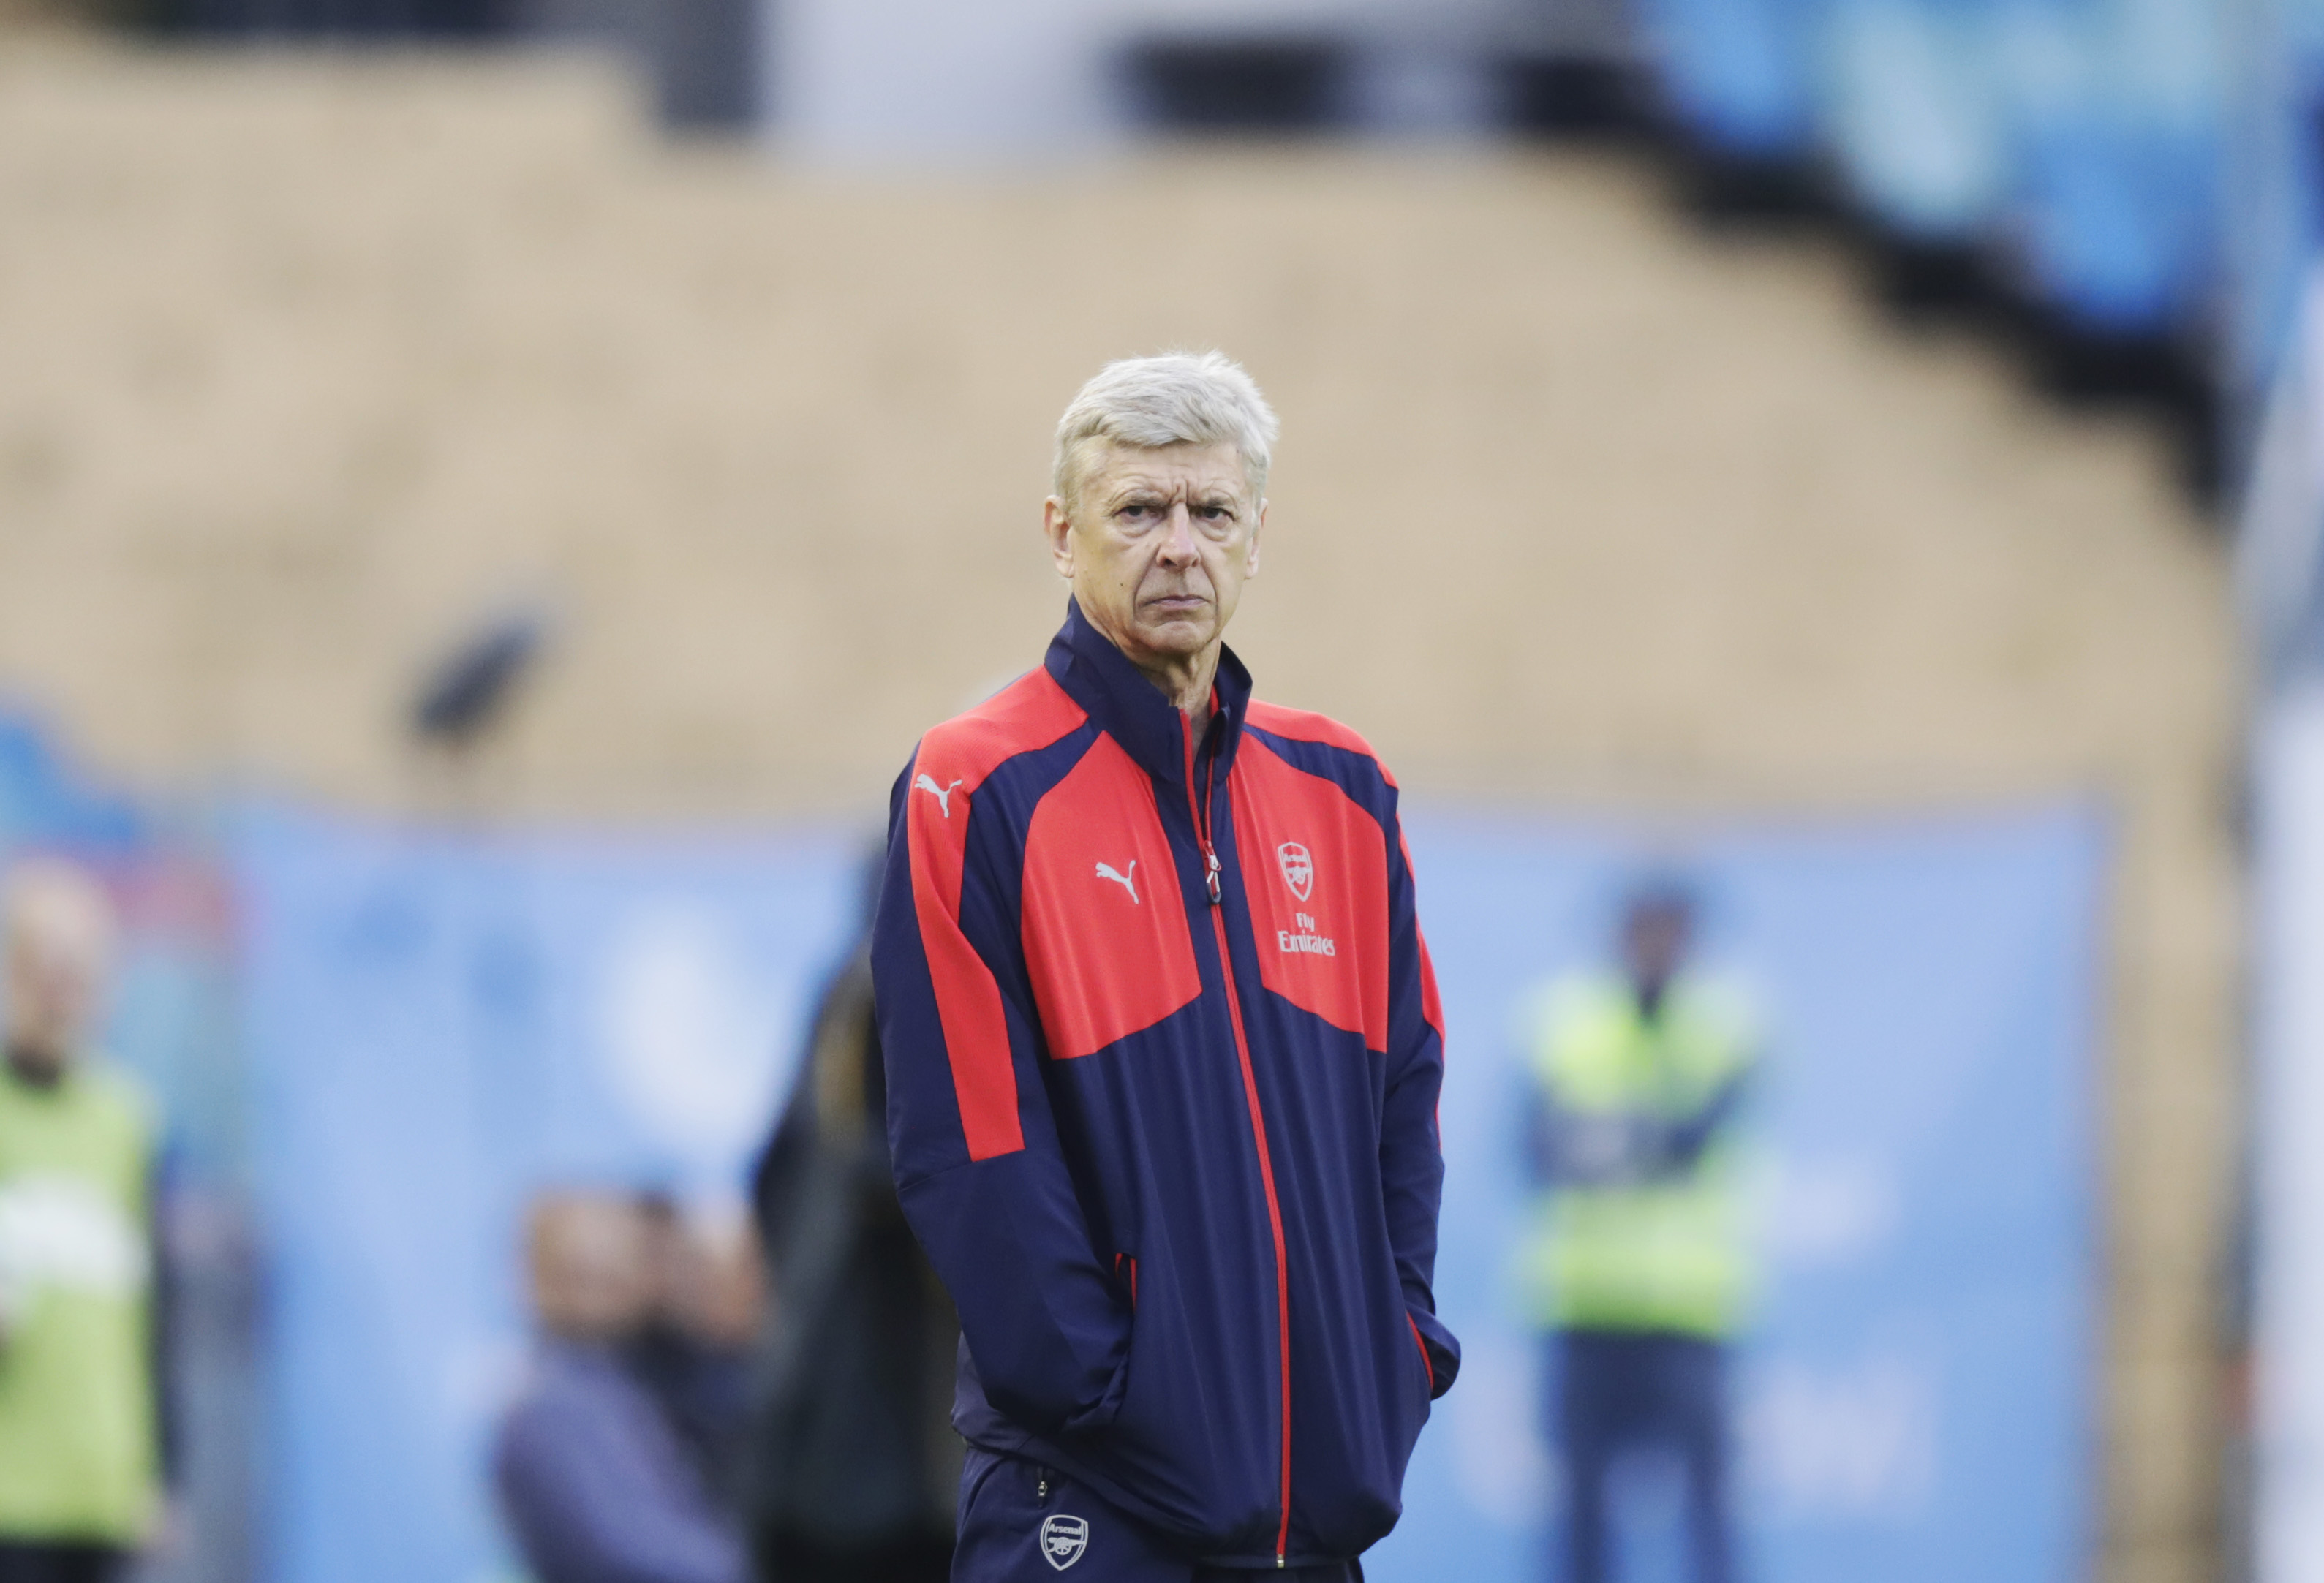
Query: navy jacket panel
872 600 1455 1568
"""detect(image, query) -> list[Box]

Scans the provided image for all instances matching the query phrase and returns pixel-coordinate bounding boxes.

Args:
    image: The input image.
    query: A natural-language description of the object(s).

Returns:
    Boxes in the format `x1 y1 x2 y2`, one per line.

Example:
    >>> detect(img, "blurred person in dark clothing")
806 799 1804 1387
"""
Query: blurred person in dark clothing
746 858 957 1583
1514 881 1758 1583
626 1193 761 1518
494 1193 746 1583
0 859 173 1583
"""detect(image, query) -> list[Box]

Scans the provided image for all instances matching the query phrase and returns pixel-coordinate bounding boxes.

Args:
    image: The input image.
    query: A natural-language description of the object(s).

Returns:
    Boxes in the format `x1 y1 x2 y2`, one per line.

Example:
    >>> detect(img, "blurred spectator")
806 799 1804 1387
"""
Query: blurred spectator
0 858 171 1583
625 1193 759 1519
494 1192 746 1583
1514 880 1759 1583
0 860 173 1583
745 856 956 1583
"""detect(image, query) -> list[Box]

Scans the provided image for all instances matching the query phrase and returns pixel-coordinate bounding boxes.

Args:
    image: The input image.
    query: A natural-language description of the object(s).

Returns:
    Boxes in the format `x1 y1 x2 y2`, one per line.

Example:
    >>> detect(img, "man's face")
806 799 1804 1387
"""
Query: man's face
1623 902 1692 992
1045 440 1263 675
530 1197 654 1344
3 931 102 1078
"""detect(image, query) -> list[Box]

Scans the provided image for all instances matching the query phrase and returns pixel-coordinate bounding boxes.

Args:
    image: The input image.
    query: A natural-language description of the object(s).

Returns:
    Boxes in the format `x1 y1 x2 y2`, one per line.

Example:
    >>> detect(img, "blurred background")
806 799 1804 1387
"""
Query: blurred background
0 0 2312 1578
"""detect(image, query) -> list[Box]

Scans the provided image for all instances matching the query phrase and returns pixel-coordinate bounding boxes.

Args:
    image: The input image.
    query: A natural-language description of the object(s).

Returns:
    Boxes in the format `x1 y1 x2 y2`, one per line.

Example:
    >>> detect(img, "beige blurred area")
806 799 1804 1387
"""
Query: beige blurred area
0 31 2235 1583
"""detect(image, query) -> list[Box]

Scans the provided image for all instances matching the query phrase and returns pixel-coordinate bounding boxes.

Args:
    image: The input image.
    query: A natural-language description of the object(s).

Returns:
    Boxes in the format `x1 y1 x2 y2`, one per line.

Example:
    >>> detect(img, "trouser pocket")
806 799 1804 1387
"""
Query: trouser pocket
954 1447 1187 1581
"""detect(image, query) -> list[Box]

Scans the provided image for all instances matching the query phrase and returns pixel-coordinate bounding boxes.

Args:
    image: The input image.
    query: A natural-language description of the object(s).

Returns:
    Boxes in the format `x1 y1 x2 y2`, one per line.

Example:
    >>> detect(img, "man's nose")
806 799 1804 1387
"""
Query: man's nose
1158 504 1198 563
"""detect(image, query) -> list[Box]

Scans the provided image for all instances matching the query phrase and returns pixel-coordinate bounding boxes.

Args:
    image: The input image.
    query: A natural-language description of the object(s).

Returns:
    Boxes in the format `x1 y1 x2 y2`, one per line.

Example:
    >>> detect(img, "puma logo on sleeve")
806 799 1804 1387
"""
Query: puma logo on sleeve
915 774 965 817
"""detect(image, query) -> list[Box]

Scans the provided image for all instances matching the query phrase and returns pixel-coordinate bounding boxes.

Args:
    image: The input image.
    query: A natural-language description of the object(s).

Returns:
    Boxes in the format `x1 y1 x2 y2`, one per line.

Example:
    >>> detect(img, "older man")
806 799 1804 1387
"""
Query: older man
873 352 1457 1581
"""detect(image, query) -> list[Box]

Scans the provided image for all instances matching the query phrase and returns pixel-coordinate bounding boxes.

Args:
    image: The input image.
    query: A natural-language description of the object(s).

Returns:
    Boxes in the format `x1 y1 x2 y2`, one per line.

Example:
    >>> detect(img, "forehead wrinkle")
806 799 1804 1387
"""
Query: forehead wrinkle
1091 461 1251 511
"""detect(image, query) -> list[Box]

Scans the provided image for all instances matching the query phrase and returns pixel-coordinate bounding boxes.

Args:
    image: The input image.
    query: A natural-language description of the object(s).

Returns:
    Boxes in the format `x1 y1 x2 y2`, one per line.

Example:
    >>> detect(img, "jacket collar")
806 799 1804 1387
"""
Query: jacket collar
1044 597 1251 786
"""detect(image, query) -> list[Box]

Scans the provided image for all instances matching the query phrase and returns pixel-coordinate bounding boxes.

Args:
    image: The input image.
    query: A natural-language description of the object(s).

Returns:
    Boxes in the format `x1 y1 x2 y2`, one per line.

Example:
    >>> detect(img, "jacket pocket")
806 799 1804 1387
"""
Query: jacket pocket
1065 1253 1278 1557
1406 1312 1436 1410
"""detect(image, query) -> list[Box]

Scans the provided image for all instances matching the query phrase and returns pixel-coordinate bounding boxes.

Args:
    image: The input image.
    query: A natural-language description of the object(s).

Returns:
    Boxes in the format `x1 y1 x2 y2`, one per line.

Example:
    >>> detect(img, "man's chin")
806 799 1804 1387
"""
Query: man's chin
1128 615 1215 657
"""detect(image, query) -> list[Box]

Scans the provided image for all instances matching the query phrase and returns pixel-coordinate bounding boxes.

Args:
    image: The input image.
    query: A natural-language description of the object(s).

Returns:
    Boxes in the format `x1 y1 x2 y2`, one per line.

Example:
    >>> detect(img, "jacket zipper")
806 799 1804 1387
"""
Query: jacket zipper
1185 711 1291 1568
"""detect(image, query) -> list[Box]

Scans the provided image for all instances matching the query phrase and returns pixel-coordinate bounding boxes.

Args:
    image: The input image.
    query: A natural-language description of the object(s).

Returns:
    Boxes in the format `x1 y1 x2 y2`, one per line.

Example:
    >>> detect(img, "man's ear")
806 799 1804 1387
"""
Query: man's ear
1043 496 1076 580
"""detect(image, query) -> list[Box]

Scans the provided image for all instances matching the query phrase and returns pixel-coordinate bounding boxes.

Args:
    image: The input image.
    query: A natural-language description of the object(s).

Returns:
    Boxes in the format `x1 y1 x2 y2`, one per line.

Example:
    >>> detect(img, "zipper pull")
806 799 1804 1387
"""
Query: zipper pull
1037 1469 1049 1502
1204 845 1222 905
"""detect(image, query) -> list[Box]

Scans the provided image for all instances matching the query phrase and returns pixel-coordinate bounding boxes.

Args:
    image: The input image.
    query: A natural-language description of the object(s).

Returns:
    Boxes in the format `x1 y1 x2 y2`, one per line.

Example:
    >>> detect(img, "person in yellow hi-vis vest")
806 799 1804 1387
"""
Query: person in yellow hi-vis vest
0 860 167 1583
1514 880 1757 1583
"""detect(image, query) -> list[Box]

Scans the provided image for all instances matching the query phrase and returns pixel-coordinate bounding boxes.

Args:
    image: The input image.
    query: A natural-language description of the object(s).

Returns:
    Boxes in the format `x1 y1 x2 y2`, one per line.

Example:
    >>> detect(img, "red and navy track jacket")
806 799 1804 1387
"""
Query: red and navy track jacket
871 599 1457 1569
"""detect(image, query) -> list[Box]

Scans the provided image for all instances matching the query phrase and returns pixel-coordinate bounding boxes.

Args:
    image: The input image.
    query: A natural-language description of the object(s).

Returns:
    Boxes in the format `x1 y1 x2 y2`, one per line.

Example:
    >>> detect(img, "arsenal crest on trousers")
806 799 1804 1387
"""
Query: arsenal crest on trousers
1039 1513 1089 1570
1278 841 1313 902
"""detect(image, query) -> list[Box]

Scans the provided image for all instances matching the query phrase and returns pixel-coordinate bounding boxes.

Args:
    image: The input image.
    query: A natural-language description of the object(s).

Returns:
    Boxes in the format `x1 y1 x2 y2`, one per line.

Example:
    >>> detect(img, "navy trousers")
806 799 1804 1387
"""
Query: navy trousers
1551 1330 1734 1583
0 1546 129 1583
951 1447 1363 1582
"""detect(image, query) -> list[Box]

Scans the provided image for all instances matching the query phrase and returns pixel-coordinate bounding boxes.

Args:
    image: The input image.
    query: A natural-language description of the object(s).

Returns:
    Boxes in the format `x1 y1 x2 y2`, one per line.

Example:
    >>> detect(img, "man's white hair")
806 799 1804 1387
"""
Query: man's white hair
1052 351 1280 506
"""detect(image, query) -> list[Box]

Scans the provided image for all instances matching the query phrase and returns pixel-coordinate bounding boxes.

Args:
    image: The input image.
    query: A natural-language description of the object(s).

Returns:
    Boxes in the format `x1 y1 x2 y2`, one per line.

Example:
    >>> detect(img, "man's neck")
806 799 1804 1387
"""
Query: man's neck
1180 686 1214 746
1084 611 1220 739
4 1043 64 1089
1142 652 1215 743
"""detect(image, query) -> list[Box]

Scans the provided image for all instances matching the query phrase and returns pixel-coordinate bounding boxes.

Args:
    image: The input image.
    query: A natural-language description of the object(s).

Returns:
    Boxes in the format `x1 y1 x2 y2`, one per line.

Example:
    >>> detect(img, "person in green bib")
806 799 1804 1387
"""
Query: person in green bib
1514 879 1758 1583
0 859 167 1583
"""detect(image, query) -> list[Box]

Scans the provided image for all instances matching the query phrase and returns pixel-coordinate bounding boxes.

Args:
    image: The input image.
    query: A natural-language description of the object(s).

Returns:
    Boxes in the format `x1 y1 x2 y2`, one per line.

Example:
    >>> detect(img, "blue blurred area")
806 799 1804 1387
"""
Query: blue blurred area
2227 0 2324 396
1643 0 2224 343
1368 804 2102 1583
0 714 146 856
1640 0 1822 159
236 806 863 1583
234 794 2100 1583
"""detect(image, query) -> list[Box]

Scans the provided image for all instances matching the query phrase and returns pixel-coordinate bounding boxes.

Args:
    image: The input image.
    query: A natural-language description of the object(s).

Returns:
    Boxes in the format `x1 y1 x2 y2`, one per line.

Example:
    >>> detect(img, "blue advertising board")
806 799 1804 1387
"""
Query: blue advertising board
1372 805 2102 1583
238 808 866 1583
240 801 2099 1583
